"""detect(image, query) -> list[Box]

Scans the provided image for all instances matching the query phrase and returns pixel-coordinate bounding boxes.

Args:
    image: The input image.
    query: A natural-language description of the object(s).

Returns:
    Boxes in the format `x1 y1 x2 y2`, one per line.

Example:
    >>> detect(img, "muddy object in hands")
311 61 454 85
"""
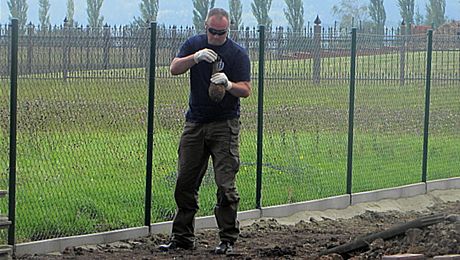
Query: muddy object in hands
209 83 226 102
208 57 226 103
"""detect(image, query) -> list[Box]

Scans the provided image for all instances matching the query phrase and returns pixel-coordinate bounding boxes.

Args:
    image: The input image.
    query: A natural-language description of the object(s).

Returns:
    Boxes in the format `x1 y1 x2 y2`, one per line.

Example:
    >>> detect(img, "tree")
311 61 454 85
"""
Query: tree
7 0 28 29
251 0 272 29
39 0 51 29
368 0 386 34
398 0 415 26
193 0 215 32
133 0 159 27
228 0 243 31
87 0 104 27
66 0 75 27
425 0 446 28
284 0 304 32
332 0 369 29
414 4 424 25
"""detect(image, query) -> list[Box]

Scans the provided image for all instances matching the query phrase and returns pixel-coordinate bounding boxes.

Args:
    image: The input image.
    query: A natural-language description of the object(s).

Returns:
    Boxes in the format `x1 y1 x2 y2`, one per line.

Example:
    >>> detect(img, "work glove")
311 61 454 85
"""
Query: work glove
193 48 218 64
211 72 233 90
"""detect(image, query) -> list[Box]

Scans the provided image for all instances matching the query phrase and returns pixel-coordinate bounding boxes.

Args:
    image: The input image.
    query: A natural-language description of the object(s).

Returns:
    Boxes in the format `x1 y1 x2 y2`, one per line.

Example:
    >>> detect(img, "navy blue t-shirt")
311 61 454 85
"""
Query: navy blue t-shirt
176 34 251 123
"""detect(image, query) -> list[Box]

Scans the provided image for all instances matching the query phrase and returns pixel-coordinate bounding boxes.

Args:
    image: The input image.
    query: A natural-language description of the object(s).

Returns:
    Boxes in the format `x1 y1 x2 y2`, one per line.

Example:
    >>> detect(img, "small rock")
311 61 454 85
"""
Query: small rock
109 241 133 249
405 228 423 245
319 253 344 260
369 238 385 250
382 253 425 259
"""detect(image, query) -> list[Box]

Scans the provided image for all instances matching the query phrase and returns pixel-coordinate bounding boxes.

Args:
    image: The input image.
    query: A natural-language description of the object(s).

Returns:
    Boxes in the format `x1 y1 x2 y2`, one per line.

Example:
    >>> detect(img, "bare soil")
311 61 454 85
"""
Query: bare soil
18 200 460 259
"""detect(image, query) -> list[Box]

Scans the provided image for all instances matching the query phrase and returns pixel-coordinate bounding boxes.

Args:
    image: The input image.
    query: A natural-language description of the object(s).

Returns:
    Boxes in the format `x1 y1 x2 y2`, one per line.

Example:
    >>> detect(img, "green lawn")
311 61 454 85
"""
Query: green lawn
0 57 459 243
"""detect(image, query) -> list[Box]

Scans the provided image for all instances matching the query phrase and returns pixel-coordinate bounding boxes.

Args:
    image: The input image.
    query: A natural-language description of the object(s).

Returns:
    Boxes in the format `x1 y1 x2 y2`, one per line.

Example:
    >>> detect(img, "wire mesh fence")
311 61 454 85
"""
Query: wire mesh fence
1 25 150 242
260 28 350 206
352 33 427 192
0 22 459 244
428 34 460 180
0 26 11 245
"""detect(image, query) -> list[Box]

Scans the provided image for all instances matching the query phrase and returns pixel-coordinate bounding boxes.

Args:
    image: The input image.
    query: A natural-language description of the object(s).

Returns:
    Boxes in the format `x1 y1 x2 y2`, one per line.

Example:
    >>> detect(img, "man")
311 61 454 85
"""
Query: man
159 8 251 255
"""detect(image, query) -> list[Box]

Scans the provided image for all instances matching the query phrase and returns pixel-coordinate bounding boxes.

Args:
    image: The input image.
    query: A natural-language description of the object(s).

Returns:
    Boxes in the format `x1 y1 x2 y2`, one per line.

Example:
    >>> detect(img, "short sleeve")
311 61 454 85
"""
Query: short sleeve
177 38 194 58
231 51 251 82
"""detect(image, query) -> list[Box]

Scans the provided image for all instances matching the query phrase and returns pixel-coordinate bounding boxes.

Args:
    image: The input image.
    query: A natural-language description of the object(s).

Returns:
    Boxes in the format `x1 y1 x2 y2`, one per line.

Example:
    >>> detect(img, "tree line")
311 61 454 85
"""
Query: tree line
5 0 453 33
336 0 449 34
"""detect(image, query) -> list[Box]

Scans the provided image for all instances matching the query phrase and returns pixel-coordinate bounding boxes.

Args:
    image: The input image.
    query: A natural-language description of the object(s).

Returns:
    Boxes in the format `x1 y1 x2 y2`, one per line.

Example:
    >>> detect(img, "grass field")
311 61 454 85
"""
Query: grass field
0 53 459 243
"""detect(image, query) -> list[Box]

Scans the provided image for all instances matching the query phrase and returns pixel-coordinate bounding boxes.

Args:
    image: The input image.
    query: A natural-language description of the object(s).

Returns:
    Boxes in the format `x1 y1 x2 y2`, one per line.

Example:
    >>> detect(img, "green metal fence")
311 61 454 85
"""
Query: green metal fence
428 34 460 180
0 20 459 245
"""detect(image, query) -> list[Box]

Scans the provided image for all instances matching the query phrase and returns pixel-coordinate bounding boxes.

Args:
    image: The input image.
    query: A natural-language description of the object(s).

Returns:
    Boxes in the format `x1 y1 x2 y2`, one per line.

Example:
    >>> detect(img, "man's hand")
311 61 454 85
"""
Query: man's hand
193 48 218 64
211 73 233 90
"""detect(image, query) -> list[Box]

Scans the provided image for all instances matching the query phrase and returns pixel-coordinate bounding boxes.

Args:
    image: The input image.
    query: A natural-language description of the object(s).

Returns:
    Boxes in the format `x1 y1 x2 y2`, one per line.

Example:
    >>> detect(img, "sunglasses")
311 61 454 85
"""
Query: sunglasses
207 27 228 36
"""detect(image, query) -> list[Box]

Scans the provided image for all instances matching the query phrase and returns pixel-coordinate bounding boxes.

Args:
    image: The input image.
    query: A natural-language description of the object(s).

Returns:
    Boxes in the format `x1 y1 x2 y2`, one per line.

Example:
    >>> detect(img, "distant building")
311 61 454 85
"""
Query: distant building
411 25 432 35
434 20 460 35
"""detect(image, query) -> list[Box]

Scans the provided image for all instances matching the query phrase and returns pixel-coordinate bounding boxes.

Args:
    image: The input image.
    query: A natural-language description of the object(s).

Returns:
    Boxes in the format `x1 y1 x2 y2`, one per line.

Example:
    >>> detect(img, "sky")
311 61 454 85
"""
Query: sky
1 0 459 28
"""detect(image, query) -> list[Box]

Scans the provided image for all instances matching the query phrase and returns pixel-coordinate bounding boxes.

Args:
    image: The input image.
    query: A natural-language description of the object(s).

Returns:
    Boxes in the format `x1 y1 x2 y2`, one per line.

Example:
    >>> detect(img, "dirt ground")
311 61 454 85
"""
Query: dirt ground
18 190 460 259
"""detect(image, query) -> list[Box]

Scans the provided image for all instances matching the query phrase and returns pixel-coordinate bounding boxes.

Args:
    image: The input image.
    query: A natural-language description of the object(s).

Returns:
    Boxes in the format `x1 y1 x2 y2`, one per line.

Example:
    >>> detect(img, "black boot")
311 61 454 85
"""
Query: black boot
215 241 233 254
159 241 195 251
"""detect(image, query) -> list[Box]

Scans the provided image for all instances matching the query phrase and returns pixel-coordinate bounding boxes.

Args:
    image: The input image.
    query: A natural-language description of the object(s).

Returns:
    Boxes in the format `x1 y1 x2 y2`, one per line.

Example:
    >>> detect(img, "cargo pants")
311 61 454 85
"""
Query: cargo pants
171 118 241 246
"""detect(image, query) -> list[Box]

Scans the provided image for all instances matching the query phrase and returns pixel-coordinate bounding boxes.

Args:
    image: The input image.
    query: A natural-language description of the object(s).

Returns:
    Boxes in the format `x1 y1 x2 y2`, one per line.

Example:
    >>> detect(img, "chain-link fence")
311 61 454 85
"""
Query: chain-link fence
0 21 459 244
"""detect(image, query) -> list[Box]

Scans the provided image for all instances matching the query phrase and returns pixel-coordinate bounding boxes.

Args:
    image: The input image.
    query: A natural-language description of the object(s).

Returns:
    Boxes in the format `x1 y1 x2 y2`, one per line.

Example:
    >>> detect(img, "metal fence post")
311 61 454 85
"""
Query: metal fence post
170 25 177 62
27 23 34 75
122 26 127 67
422 30 433 183
103 24 110 69
313 16 322 84
144 22 157 228
5 24 12 76
346 28 357 196
8 18 19 249
245 27 250 51
276 26 283 59
63 18 70 81
399 21 406 86
256 25 265 209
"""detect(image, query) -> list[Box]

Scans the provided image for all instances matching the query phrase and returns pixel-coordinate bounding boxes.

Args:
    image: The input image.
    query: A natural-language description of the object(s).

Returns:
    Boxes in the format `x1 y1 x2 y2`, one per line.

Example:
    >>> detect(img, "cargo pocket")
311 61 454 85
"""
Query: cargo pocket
227 119 240 173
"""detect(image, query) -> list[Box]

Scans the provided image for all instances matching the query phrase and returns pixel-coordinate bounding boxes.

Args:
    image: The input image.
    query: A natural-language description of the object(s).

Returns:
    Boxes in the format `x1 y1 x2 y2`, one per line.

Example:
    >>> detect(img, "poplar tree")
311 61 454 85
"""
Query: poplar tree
133 0 159 27
192 0 215 32
87 0 104 27
39 0 51 29
369 0 386 34
228 0 243 30
284 0 304 32
398 0 415 25
414 5 424 25
425 0 446 28
66 0 75 27
251 0 273 29
332 0 369 28
7 0 28 29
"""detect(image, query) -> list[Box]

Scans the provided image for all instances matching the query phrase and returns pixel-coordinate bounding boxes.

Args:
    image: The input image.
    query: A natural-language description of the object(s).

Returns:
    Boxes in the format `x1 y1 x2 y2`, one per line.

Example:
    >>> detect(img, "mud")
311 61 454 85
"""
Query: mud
19 191 460 259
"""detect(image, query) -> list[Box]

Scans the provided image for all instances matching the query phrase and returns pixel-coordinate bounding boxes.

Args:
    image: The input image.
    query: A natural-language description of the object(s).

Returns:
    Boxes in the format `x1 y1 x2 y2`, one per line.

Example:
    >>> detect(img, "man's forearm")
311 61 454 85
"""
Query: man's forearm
227 81 251 98
170 55 196 75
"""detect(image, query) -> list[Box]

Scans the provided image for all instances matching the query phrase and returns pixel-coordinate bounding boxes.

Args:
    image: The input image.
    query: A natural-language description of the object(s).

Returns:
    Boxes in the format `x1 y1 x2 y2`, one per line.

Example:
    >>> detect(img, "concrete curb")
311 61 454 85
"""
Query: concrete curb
262 195 350 218
15 226 149 257
351 183 426 205
427 177 460 190
14 177 460 256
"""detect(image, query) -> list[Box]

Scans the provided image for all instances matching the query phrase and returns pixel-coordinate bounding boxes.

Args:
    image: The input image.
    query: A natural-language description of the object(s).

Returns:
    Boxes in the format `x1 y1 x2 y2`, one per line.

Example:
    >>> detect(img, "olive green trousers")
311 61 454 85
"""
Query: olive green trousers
171 118 241 246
